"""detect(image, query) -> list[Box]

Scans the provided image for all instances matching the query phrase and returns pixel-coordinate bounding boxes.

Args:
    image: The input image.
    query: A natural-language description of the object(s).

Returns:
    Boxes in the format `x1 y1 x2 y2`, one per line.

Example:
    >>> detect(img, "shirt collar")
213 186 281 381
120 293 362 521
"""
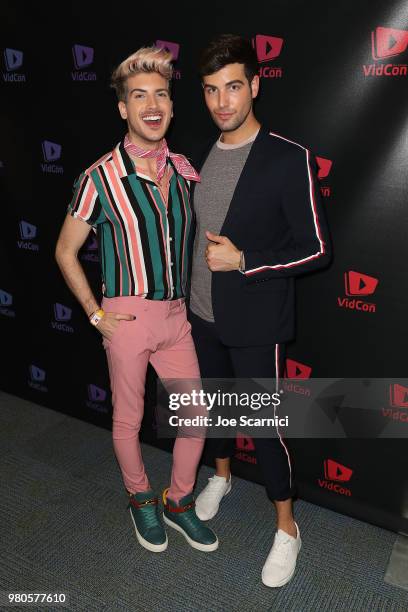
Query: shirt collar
113 137 178 185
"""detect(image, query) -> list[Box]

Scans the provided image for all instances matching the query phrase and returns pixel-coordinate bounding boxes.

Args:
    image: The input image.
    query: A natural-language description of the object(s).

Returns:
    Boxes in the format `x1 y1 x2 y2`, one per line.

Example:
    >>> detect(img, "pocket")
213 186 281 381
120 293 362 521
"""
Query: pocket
102 320 123 348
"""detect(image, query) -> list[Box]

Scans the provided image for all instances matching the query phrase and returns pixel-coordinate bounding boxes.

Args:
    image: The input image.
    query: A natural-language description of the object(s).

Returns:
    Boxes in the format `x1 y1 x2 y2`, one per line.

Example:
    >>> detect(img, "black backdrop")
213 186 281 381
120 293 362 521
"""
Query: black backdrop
2 1 408 533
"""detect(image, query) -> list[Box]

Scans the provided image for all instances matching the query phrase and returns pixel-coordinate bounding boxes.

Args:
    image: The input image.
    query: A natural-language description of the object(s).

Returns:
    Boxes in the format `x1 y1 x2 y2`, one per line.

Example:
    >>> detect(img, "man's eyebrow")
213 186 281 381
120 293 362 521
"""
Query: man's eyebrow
128 88 169 94
225 79 245 86
203 79 245 88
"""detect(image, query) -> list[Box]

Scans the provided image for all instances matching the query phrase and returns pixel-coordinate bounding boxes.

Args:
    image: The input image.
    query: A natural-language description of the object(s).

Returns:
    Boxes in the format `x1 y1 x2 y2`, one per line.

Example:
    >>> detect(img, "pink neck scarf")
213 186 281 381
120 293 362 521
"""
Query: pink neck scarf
124 134 200 183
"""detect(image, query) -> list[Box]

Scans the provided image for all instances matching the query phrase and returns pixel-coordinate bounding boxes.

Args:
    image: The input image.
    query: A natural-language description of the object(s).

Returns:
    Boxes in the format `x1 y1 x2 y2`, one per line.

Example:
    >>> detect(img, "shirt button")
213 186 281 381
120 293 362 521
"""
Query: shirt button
170 262 174 266
153 186 157 190
169 237 173 241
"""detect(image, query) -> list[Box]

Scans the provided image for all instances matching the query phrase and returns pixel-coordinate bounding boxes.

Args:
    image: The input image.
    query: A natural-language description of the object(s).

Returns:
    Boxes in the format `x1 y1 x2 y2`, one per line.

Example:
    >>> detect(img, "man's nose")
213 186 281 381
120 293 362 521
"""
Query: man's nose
146 93 159 108
218 90 229 109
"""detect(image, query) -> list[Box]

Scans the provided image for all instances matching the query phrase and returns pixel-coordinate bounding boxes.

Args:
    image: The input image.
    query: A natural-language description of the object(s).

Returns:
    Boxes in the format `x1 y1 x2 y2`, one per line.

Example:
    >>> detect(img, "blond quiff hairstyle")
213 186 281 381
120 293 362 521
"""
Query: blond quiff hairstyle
110 46 173 101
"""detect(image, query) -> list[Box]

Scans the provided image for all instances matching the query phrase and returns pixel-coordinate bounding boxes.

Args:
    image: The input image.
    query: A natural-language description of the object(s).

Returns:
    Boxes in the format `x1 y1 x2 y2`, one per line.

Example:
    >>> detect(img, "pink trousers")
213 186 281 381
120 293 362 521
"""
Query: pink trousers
102 296 205 503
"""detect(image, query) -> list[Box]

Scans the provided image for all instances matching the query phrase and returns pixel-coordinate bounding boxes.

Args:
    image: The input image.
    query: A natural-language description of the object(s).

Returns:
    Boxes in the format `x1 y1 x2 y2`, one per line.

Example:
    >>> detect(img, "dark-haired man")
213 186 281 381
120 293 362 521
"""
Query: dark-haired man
189 34 331 586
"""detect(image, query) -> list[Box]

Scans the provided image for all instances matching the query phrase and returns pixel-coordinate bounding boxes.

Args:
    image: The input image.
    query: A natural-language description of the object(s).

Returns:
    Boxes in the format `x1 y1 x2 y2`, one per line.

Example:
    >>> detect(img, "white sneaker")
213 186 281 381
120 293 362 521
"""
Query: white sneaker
195 475 232 521
261 522 301 587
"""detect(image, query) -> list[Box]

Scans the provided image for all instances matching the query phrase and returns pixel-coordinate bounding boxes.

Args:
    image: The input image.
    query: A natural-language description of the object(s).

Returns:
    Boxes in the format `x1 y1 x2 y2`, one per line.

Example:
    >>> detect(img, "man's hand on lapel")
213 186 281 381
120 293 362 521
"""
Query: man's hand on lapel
205 230 241 272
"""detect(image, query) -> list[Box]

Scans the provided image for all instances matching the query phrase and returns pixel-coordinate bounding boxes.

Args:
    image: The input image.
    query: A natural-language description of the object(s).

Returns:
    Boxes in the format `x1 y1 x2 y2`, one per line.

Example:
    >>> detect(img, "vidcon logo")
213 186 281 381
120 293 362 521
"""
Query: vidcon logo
80 233 99 263
17 221 39 252
72 45 97 81
318 459 353 496
338 271 378 313
344 271 378 296
155 40 180 61
51 303 74 333
155 40 181 79
41 140 63 174
252 34 283 79
389 383 408 407
284 359 312 379
382 384 408 423
363 27 408 77
42 140 61 162
0 289 16 318
235 433 257 464
316 156 333 198
3 48 26 82
28 365 48 392
86 384 108 413
316 157 332 180
284 359 312 396
236 433 255 450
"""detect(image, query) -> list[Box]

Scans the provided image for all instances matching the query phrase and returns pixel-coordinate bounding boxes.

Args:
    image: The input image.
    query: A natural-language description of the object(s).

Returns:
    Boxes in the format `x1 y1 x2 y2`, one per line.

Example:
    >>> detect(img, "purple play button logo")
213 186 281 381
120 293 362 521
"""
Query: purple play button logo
155 40 180 61
0 290 12 306
30 365 46 382
19 221 37 240
54 303 72 322
72 45 94 69
88 384 106 402
4 48 23 71
42 140 62 162
87 234 98 251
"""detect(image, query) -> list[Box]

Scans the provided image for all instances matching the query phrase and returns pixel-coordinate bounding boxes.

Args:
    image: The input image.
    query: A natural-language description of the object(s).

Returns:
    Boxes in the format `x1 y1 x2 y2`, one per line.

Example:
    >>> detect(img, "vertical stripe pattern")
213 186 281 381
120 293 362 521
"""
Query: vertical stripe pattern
67 139 192 299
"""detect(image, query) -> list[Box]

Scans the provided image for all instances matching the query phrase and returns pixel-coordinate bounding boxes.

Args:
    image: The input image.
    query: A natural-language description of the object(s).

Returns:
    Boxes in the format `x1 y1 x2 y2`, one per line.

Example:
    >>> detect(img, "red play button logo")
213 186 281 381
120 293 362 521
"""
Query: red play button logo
389 384 408 408
371 27 408 60
285 359 312 379
236 433 255 451
344 271 378 296
316 156 333 179
252 34 284 62
324 459 353 482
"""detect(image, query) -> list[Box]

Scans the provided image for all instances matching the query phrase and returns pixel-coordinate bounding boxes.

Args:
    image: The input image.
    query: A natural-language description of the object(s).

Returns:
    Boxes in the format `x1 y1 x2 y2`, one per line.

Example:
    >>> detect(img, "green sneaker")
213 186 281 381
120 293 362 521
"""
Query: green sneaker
128 490 168 552
162 488 219 552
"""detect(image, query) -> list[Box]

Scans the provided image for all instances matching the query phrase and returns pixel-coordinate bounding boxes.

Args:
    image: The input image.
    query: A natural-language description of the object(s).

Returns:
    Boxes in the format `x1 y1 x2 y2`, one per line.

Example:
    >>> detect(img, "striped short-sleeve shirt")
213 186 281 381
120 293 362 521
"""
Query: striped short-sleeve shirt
68 138 193 300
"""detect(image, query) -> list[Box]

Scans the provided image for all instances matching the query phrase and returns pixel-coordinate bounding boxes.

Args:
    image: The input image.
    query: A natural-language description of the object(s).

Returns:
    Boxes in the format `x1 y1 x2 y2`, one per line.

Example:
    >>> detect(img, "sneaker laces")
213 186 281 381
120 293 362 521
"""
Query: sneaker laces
141 504 160 530
130 498 159 530
267 532 293 566
204 476 228 500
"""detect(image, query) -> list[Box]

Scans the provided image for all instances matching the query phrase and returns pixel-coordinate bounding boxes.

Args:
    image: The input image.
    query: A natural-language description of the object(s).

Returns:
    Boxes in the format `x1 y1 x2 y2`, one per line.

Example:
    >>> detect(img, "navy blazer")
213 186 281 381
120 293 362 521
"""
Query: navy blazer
189 125 332 346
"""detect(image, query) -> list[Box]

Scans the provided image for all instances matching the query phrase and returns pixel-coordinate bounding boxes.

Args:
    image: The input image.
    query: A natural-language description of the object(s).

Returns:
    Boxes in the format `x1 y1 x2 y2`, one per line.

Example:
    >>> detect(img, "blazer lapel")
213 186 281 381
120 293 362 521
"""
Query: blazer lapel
220 125 270 235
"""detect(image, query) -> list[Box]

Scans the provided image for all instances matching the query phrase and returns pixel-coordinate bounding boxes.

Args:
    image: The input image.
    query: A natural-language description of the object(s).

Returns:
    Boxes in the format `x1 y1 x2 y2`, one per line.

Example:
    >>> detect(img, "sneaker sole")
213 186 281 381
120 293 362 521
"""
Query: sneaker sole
195 480 232 521
163 513 219 552
261 541 302 588
129 508 168 553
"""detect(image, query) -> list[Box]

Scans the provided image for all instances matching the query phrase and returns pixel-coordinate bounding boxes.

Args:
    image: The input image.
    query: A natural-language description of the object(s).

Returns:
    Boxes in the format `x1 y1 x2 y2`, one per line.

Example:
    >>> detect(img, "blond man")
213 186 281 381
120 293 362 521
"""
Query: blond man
55 47 218 553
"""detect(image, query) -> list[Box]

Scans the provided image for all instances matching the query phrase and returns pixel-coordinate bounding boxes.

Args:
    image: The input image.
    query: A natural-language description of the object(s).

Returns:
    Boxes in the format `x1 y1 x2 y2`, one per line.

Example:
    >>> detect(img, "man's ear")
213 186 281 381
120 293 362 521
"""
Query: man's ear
118 100 127 120
250 75 260 99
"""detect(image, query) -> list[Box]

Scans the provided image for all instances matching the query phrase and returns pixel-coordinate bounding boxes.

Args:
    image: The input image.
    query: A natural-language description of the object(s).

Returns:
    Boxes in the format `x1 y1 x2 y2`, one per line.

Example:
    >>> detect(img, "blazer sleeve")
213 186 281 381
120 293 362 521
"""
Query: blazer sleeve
242 147 332 279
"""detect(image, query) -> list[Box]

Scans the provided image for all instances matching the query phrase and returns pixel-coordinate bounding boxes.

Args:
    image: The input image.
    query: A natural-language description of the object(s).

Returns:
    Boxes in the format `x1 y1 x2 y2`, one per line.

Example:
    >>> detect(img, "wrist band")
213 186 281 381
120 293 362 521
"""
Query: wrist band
239 251 245 273
89 308 105 327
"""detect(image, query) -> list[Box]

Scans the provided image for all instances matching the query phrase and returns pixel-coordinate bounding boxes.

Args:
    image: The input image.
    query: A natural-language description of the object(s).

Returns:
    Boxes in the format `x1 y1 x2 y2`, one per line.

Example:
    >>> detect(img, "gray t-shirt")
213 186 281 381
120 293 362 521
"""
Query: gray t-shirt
190 131 258 322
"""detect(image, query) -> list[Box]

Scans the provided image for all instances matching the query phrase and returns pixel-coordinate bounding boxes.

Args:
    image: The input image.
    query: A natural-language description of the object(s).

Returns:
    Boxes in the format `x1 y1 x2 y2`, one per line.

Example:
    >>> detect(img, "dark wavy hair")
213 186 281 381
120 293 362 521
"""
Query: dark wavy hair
198 34 258 84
